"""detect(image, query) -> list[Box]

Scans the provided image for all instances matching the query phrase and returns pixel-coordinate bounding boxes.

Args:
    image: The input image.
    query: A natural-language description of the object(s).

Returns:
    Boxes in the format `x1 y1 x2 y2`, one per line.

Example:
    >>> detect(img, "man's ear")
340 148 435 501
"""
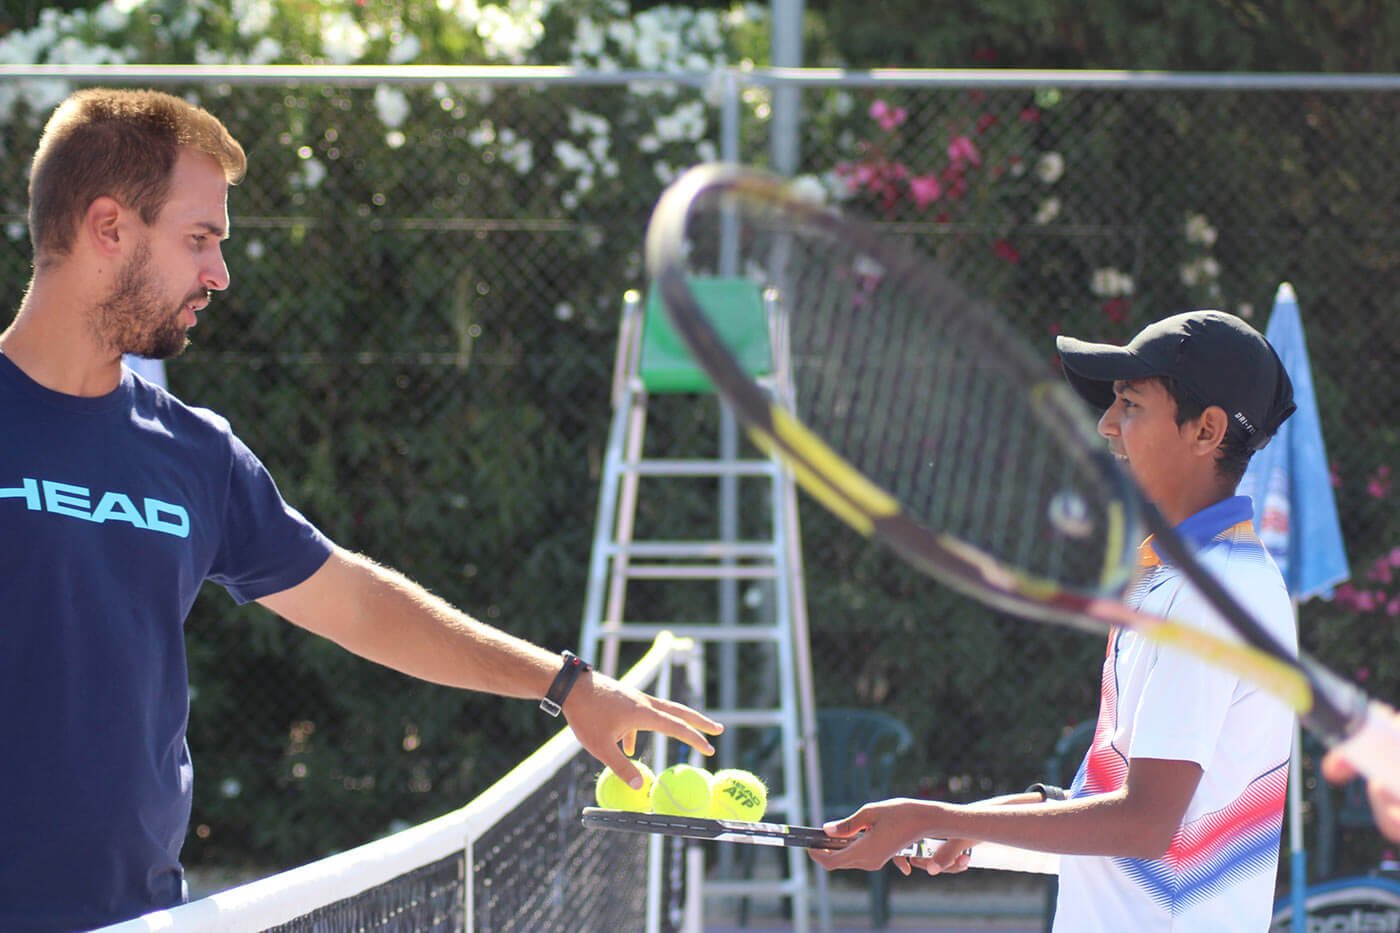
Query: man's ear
83 196 127 257
1192 406 1231 455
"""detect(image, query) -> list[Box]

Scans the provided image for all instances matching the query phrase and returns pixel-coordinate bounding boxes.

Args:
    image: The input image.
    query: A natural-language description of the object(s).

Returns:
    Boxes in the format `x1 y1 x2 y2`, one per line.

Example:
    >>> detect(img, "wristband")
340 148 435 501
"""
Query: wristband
1024 782 1069 802
540 650 592 717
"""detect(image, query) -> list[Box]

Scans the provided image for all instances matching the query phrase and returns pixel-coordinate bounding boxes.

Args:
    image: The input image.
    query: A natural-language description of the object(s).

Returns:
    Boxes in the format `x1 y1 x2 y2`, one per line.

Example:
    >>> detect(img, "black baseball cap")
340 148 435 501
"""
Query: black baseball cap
1055 310 1296 451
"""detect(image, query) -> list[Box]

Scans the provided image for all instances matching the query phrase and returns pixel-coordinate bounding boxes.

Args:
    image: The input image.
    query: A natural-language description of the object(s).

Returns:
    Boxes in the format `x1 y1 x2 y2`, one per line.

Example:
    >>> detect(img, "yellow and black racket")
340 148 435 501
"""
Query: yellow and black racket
644 163 1399 795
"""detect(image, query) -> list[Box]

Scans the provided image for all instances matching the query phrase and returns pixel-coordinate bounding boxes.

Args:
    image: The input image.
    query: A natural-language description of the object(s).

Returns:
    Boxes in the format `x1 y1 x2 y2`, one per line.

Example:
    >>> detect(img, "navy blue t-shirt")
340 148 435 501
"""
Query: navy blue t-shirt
0 354 333 931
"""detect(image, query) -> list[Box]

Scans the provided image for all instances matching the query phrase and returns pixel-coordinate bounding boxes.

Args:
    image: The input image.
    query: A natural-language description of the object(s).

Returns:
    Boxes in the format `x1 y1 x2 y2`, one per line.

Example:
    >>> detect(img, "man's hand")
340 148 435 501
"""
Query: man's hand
563 671 723 788
807 799 935 872
1322 741 1400 844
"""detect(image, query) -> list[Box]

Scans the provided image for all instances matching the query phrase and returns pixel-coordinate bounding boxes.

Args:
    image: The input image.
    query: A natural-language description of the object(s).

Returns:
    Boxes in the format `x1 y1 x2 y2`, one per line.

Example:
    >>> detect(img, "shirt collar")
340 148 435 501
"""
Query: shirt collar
1136 495 1254 568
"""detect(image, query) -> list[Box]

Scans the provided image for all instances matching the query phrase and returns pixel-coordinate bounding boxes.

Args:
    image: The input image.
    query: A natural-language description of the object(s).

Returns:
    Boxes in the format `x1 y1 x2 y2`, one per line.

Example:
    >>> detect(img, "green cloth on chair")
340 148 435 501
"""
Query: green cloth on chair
639 278 771 393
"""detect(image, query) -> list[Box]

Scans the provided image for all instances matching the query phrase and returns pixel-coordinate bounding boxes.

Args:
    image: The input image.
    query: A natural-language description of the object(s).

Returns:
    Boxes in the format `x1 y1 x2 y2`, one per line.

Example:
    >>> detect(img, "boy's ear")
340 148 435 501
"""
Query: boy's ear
1192 406 1231 454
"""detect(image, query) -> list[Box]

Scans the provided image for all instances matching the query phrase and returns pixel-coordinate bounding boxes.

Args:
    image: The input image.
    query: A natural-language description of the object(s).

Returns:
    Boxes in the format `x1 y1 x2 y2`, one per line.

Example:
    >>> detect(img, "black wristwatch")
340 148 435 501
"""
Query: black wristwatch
540 650 592 717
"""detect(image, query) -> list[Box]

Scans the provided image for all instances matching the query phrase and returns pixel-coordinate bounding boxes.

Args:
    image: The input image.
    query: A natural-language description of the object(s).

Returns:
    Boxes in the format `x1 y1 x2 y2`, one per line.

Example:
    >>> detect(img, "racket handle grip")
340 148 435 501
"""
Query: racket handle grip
1331 700 1400 798
896 838 1060 875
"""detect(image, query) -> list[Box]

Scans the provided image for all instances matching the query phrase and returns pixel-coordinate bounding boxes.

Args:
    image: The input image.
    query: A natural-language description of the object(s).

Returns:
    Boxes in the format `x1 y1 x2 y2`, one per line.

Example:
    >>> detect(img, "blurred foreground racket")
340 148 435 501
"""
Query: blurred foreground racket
644 163 1400 795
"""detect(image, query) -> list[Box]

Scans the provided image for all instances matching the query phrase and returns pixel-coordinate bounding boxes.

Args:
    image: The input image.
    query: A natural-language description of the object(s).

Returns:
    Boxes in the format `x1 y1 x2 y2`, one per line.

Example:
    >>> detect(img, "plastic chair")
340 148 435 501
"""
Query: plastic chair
815 708 915 930
1306 734 1375 879
737 707 913 929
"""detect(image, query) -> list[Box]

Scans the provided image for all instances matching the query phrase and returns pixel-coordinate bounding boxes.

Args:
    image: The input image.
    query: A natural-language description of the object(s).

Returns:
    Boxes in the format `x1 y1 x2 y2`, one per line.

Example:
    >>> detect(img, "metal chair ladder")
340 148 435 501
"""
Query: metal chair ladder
579 278 830 931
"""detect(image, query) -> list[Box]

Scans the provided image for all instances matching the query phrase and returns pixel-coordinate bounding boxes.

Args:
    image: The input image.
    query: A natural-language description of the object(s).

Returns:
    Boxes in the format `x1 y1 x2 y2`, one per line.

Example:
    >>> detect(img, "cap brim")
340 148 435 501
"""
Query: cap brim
1055 336 1157 411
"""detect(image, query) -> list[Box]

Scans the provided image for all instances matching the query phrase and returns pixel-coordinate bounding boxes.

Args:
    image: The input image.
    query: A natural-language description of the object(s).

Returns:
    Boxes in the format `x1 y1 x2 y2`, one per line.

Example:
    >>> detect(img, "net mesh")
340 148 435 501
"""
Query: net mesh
265 855 465 932
101 641 693 933
470 751 650 932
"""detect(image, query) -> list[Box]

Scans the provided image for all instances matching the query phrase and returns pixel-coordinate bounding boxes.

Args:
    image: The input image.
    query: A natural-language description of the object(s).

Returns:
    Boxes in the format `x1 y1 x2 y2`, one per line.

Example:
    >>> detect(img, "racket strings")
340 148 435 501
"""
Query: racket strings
684 195 1129 596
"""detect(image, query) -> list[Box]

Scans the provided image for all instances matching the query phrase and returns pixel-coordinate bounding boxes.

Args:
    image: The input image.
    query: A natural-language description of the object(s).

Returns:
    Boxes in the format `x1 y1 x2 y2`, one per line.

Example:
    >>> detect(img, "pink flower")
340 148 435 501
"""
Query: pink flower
1357 666 1372 682
1102 298 1131 324
1367 557 1393 585
1330 461 1342 488
993 238 1021 264
1367 465 1392 499
947 135 982 168
909 172 942 209
1019 107 1041 123
870 99 907 132
976 113 998 134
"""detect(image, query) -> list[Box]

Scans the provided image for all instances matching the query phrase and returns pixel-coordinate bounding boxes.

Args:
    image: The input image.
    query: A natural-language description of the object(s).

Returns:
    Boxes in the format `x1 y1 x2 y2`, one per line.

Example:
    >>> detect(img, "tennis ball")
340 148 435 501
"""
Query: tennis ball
650 764 713 817
709 769 768 822
595 761 655 812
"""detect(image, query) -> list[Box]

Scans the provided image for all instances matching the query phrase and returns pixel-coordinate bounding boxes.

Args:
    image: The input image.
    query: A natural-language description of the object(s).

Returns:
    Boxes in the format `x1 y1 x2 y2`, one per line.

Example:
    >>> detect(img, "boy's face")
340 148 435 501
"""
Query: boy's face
1097 378 1203 512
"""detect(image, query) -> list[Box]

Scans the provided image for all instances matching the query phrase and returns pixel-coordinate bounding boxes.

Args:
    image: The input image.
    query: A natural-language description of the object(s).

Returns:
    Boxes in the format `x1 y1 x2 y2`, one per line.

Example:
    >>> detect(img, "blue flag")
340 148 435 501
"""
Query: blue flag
1237 283 1349 601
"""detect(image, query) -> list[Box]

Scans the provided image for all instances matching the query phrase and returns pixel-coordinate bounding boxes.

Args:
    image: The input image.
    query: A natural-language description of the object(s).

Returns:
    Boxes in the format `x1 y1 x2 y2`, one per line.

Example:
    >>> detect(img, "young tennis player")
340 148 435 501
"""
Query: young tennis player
0 89 721 932
811 310 1298 932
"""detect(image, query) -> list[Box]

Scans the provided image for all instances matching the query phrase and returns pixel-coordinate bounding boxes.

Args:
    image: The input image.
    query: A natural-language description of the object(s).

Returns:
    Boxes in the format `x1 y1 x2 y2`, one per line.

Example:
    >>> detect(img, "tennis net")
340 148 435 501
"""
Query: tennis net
99 632 700 933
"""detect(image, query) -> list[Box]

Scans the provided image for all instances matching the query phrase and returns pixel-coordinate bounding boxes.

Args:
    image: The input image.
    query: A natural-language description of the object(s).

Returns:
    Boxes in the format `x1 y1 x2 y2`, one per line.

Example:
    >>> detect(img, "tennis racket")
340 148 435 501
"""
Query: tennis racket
581 807 1058 874
644 162 1400 796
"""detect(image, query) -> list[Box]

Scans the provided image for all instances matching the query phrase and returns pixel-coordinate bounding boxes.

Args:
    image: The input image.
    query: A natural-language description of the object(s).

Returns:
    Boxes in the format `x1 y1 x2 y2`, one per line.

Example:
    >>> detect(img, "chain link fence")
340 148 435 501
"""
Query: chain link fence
0 67 1396 878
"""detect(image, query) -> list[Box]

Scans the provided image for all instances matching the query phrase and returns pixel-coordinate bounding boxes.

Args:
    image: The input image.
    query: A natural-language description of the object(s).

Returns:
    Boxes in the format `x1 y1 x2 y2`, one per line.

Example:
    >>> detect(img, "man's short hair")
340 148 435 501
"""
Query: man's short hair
28 88 246 259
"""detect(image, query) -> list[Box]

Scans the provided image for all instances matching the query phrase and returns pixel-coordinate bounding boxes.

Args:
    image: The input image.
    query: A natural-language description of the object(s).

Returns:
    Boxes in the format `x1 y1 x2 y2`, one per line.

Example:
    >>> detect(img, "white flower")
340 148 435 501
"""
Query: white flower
1184 213 1218 247
321 11 368 64
247 36 282 64
572 18 605 58
385 130 406 150
1034 152 1064 184
502 139 534 174
555 302 574 321
468 121 495 147
231 0 274 37
387 33 421 64
789 174 827 205
554 140 590 172
299 157 326 190
1034 197 1061 225
1090 267 1134 297
220 778 242 798
245 239 265 260
5 222 26 242
93 3 131 33
567 109 609 137
373 86 410 129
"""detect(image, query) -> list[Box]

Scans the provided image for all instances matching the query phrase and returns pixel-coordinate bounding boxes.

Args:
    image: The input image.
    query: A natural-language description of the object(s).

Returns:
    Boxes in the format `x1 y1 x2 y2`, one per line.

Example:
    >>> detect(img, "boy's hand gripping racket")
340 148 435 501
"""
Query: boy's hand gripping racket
581 808 1058 874
644 163 1400 797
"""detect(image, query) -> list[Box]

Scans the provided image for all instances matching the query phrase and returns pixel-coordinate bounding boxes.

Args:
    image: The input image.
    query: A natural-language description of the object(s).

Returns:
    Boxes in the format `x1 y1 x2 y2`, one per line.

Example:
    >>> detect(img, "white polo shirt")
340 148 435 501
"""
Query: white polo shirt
1053 495 1297 933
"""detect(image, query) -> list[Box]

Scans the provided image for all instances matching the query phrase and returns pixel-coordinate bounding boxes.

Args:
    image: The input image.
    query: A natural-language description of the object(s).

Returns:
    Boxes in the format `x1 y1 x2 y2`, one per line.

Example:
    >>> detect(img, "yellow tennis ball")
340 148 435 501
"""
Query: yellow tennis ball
709 769 767 822
650 764 713 817
595 761 655 812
